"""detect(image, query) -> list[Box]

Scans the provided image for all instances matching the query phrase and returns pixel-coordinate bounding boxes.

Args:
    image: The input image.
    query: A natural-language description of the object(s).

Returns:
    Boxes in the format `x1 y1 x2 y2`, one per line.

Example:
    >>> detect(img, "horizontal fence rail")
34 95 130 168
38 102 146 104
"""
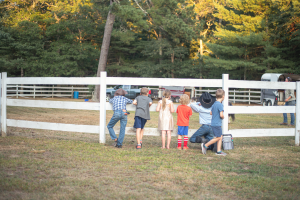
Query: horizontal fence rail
6 77 100 85
7 119 99 134
1 72 299 146
7 99 296 114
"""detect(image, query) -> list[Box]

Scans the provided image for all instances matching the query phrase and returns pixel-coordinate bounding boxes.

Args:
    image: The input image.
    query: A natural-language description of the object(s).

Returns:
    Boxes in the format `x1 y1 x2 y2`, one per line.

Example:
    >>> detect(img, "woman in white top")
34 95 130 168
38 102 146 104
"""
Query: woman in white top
156 89 175 149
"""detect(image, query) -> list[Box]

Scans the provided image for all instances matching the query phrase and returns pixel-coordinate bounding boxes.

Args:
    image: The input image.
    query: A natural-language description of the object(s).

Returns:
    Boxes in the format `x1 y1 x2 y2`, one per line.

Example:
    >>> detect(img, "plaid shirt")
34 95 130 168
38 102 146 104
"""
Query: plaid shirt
109 96 133 110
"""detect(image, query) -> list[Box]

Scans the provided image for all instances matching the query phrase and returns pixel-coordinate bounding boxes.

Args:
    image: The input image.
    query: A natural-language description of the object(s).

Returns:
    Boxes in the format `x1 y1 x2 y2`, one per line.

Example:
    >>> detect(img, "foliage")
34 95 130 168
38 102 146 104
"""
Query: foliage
0 0 299 79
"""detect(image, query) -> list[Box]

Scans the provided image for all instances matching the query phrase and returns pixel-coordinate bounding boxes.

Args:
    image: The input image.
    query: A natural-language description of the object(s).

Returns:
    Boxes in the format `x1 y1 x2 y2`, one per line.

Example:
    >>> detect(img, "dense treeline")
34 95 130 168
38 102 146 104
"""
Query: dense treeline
0 0 299 80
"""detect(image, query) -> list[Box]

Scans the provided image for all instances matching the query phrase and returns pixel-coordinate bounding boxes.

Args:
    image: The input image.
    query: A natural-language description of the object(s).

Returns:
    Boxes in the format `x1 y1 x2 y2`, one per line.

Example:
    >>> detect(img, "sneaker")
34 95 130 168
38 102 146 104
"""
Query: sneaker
140 140 142 147
113 139 118 147
201 143 206 155
216 151 227 156
177 147 182 150
115 145 122 148
183 146 189 150
136 145 142 149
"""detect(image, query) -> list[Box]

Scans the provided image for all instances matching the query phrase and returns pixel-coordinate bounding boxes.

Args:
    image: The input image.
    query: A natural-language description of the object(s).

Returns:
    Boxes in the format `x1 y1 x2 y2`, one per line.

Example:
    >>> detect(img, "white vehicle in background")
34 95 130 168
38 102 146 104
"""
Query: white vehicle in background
260 73 300 106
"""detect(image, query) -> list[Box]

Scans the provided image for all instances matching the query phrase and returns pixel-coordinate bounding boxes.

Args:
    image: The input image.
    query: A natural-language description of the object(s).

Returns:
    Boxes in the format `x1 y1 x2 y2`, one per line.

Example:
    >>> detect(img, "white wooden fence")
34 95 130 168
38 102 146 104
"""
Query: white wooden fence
7 85 91 98
7 84 261 105
1 72 299 146
195 88 261 104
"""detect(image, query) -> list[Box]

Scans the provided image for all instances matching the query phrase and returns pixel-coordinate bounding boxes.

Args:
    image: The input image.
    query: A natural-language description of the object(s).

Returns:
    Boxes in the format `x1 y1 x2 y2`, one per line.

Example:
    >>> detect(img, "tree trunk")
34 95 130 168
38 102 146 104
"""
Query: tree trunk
199 39 203 57
199 40 203 91
93 0 115 101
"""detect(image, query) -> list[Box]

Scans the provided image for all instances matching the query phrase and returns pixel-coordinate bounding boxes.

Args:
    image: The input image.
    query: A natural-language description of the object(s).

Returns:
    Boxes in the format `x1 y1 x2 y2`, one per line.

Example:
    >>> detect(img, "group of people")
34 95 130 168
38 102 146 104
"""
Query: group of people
107 87 227 156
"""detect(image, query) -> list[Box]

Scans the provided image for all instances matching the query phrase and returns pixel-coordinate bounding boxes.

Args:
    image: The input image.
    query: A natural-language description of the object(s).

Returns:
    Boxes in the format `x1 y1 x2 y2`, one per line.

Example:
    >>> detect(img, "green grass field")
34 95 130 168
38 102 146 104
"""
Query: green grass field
0 106 299 199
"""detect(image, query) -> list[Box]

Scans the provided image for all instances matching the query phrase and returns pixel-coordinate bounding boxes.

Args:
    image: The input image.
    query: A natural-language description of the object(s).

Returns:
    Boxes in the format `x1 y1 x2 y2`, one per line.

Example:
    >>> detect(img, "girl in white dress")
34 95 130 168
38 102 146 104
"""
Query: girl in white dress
156 89 175 149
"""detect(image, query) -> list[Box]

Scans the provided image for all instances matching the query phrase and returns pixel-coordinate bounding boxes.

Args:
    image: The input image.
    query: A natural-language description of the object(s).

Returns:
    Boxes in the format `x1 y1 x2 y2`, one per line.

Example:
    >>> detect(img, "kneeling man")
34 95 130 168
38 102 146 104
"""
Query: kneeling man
190 92 215 149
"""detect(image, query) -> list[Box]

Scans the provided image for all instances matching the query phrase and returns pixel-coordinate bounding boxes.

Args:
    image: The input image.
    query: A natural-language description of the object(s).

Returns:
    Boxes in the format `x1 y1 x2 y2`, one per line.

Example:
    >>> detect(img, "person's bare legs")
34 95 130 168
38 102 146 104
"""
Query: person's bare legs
217 135 223 152
136 128 141 144
161 130 166 148
140 128 144 144
166 130 171 149
205 137 221 148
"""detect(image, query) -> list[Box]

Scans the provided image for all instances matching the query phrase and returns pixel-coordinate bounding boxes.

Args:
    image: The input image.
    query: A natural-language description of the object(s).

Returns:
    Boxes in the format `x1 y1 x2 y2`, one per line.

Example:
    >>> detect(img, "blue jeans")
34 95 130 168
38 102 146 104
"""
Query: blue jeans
107 110 127 146
283 100 295 125
189 124 214 143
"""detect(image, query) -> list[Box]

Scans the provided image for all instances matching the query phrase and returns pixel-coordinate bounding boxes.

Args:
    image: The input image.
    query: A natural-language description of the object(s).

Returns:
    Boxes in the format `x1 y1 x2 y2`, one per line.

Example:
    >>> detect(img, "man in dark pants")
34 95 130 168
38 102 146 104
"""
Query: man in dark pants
280 77 296 126
190 93 216 150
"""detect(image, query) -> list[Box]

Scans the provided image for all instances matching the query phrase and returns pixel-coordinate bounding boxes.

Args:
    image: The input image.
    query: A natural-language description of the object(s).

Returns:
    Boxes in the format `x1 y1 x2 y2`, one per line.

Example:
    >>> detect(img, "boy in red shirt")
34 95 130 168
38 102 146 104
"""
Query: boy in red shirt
176 94 193 150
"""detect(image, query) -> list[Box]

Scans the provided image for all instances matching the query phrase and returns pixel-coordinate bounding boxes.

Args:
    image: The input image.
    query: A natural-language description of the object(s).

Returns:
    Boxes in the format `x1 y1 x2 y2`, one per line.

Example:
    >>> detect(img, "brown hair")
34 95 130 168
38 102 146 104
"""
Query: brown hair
179 94 190 105
141 87 149 95
216 89 225 99
162 89 172 110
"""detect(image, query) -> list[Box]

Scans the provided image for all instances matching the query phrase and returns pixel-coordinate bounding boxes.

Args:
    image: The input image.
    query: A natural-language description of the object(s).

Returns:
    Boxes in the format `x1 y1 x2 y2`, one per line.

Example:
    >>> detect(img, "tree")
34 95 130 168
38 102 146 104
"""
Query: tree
204 0 291 80
266 0 299 73
94 0 115 101
131 0 196 78
0 0 102 77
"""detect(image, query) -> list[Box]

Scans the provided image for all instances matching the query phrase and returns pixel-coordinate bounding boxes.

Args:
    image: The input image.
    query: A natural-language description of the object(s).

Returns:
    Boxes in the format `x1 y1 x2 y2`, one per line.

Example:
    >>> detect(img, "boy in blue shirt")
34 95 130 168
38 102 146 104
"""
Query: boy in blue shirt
201 89 227 156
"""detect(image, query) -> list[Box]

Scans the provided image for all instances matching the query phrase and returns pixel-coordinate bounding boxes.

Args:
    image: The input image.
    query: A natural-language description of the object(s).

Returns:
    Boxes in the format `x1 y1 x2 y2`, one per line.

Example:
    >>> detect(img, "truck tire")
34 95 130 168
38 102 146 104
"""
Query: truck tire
262 100 267 106
175 97 180 103
106 94 111 101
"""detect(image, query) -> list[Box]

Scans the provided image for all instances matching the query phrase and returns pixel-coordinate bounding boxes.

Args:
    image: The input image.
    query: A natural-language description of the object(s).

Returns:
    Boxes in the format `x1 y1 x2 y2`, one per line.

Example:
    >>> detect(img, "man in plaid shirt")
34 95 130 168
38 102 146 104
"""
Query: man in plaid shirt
107 88 133 148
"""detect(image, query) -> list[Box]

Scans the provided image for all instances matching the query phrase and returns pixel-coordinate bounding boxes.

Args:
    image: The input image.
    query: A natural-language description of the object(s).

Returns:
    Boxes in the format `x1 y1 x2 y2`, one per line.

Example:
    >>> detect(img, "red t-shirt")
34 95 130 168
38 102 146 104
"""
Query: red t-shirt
176 105 192 126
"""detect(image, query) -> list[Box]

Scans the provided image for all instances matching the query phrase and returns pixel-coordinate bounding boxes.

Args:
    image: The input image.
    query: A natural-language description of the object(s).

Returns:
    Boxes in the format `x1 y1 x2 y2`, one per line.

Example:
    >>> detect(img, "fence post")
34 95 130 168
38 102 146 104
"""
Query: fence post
191 88 195 98
71 86 74 99
99 71 107 143
233 89 235 103
296 82 300 146
16 85 18 98
249 89 250 105
52 85 54 98
34 85 36 99
1 72 7 137
222 74 229 135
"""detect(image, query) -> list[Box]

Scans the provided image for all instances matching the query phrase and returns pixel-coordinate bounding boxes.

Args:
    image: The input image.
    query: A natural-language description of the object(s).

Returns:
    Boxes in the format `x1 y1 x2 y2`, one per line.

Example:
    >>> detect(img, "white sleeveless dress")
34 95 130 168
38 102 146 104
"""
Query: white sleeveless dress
158 99 174 131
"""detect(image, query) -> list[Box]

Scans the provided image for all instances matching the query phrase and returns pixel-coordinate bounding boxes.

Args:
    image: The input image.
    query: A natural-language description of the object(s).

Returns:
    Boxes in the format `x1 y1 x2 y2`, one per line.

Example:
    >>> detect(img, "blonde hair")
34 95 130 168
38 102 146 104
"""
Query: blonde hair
141 87 149 95
216 89 225 99
179 94 190 105
162 89 172 110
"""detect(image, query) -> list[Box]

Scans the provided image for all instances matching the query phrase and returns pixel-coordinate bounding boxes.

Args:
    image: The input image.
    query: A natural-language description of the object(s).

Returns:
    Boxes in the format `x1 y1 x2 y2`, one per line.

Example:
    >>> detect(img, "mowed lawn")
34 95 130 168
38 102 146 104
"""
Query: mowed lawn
1 105 300 199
